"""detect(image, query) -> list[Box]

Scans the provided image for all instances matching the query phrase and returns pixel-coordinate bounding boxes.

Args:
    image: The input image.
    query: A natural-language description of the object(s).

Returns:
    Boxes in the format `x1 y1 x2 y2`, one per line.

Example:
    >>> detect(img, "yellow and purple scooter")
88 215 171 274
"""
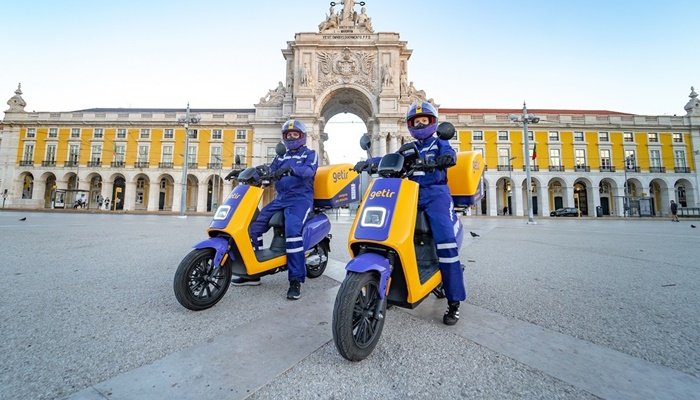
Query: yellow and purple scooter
332 123 484 361
174 144 360 311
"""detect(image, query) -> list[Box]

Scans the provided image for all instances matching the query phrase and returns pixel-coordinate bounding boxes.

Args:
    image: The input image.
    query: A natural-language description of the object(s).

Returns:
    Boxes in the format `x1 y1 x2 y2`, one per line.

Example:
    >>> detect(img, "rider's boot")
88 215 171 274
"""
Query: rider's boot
286 280 301 300
443 301 460 325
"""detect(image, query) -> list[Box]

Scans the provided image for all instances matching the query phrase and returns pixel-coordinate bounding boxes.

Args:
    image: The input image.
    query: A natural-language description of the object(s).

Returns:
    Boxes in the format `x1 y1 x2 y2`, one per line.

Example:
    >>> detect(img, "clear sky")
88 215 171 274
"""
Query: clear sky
2 0 699 163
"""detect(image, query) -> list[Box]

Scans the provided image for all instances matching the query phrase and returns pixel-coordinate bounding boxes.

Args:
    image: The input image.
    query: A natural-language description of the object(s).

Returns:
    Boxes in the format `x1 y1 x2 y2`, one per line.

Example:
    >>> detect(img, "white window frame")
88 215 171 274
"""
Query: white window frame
117 128 127 139
23 143 34 161
93 128 104 139
46 144 57 162
649 150 661 167
550 149 561 166
212 129 223 140
600 149 611 169
472 130 483 141
164 128 174 139
48 127 58 138
162 145 173 163
140 128 150 139
548 131 560 142
71 128 81 139
138 145 150 163
26 128 36 138
236 129 247 140
598 131 609 142
91 144 102 162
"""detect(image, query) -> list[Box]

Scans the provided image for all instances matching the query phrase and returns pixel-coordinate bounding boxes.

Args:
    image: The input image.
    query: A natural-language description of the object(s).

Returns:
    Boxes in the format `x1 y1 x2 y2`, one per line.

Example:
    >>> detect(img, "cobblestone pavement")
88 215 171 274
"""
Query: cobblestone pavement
0 210 698 400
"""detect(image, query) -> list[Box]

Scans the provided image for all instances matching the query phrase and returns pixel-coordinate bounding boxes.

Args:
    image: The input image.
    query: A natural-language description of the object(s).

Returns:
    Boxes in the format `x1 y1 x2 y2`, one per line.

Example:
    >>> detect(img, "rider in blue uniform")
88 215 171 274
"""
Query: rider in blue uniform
405 101 465 325
357 102 466 324
231 119 318 300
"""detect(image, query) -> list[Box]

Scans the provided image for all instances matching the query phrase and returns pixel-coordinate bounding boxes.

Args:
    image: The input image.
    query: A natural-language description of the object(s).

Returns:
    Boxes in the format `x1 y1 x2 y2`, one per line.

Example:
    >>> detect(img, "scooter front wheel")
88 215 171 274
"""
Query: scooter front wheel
332 271 386 361
174 248 231 311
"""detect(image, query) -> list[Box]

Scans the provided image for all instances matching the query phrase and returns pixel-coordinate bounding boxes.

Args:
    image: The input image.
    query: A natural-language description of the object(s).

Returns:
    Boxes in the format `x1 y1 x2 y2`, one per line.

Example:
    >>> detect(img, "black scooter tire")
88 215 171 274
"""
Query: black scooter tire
332 271 386 361
306 242 329 279
174 248 231 311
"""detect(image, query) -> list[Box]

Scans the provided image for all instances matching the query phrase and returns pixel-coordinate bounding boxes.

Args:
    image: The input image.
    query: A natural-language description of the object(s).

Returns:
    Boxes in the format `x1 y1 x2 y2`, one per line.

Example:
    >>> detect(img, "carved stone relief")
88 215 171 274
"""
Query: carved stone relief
316 47 376 93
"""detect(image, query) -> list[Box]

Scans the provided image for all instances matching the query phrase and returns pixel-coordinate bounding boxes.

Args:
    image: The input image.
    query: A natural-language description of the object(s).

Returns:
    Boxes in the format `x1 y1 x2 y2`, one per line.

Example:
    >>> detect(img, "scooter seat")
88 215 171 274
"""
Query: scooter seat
415 211 431 235
269 211 285 228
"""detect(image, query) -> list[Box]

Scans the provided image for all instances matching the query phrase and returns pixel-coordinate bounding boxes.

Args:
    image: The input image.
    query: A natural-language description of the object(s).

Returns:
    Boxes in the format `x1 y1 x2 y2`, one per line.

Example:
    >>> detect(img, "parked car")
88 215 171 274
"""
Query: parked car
550 207 579 217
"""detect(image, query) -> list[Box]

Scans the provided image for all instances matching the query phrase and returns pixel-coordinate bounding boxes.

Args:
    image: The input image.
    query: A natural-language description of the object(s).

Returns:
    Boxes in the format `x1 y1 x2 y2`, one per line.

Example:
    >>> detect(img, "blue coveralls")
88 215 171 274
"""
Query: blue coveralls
410 136 467 302
249 146 318 283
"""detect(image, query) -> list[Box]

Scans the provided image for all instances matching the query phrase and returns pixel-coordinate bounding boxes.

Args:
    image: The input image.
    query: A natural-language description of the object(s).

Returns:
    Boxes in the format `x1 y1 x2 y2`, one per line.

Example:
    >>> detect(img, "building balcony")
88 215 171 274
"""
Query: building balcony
675 167 691 173
111 161 125 168
574 165 590 172
549 166 565 172
522 165 539 171
159 162 174 168
207 162 223 169
231 163 247 169
649 166 666 173
625 166 641 173
19 160 34 166
87 161 101 167
135 162 150 168
599 166 616 172
41 160 56 167
64 160 78 167
187 162 198 169
497 165 513 171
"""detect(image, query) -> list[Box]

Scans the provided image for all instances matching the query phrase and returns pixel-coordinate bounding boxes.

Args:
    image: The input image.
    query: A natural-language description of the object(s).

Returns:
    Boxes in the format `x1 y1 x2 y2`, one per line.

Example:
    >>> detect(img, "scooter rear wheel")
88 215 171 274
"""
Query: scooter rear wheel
332 271 386 361
305 242 329 279
174 248 231 311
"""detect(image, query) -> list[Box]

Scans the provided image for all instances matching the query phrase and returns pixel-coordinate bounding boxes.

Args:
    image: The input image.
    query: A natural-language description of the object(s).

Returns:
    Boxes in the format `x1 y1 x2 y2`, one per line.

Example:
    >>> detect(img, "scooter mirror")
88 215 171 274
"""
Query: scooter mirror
436 122 456 141
275 141 286 157
235 155 241 167
359 134 371 151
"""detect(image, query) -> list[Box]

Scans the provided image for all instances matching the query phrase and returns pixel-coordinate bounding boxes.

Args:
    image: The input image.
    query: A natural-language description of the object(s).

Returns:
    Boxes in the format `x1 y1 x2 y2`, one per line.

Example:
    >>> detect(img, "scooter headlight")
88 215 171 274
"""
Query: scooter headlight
213 205 231 220
360 206 386 228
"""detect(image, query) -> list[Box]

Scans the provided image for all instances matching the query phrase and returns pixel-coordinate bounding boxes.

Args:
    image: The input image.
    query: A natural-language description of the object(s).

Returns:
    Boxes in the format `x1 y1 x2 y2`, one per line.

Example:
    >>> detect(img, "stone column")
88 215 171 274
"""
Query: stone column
538 185 550 217
488 182 498 216
147 180 160 211
103 180 114 210
591 187 601 218
388 132 399 153
124 180 136 211
378 132 388 156
172 182 182 212
513 181 524 216
197 181 208 212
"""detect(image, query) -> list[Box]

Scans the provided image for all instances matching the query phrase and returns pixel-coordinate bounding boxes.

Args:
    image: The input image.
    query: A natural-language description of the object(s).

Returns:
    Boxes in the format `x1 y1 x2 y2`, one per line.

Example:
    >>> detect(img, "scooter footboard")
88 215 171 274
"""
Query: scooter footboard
345 253 391 298
193 237 230 269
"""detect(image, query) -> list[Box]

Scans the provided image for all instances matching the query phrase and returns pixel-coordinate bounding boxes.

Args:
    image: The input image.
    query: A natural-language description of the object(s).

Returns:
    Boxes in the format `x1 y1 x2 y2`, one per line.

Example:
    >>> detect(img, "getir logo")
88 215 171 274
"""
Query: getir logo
368 189 396 200
332 170 348 183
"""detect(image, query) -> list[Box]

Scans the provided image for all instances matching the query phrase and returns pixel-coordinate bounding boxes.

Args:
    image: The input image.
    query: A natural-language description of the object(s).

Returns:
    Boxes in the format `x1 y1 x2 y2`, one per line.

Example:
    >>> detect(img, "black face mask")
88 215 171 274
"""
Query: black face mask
414 123 428 129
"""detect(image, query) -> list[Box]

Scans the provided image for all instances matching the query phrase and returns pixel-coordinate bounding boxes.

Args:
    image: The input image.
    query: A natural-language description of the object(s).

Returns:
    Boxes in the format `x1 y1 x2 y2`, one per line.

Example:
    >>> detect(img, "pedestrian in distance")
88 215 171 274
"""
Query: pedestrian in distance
670 200 679 222
231 119 318 301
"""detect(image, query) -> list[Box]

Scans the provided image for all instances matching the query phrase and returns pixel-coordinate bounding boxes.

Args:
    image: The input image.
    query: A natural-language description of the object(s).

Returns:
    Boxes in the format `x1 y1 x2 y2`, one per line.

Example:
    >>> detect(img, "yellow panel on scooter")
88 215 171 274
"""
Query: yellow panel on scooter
313 163 360 208
447 151 485 207
348 178 443 305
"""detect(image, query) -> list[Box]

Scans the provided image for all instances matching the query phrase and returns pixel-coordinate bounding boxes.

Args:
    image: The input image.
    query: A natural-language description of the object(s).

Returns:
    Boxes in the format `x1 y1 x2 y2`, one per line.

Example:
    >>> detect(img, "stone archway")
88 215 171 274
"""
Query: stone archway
252 3 434 166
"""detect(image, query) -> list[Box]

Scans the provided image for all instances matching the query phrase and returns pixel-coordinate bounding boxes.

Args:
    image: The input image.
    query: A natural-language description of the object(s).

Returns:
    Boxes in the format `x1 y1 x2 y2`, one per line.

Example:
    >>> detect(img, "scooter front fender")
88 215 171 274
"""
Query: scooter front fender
193 237 230 269
345 253 391 298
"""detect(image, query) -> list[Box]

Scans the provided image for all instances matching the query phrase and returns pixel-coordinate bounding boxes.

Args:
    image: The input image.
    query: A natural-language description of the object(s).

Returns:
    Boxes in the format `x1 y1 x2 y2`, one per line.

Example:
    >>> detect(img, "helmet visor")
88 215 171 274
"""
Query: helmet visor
284 131 303 140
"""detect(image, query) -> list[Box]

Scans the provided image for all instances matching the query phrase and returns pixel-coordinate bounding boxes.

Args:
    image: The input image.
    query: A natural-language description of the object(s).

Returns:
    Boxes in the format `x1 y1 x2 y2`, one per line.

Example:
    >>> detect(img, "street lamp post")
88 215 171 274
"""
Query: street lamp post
177 103 200 217
509 102 539 224
623 154 634 217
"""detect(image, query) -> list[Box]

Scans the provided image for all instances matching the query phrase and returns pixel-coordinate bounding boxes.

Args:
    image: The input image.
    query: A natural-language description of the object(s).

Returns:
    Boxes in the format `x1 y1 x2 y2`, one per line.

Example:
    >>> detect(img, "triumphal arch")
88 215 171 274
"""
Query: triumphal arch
251 1 434 163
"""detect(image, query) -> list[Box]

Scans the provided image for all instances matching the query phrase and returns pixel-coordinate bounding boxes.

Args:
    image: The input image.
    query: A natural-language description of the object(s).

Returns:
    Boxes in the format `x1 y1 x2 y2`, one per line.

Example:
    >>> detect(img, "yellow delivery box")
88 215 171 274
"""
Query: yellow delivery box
447 151 485 207
313 163 360 208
